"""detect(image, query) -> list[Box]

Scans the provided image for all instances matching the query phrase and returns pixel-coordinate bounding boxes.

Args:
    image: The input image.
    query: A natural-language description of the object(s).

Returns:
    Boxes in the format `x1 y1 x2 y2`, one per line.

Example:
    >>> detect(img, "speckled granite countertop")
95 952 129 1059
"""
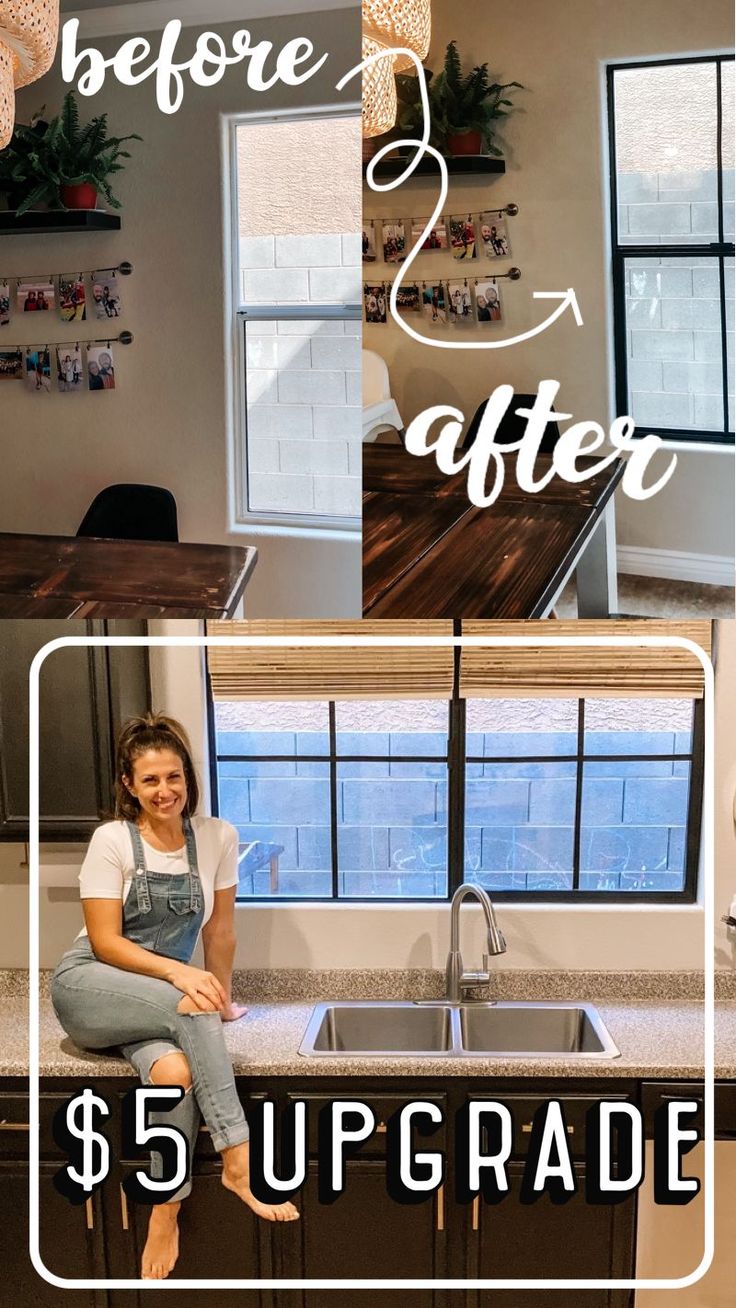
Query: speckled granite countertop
1 970 735 1081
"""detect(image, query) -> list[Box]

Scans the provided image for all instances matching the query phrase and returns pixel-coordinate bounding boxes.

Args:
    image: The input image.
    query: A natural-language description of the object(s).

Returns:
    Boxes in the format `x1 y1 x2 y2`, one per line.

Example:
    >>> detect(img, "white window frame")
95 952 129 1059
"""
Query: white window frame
222 104 362 539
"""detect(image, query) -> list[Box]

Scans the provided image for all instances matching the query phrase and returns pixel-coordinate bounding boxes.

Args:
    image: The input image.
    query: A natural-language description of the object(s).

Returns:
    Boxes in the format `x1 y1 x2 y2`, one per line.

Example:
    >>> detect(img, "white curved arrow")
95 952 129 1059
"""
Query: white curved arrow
338 50 586 351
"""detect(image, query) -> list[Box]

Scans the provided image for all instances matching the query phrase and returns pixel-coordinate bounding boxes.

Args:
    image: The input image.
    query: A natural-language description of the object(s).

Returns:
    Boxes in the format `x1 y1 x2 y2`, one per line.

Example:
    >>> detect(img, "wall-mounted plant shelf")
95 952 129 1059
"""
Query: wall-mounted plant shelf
366 155 506 179
0 210 122 235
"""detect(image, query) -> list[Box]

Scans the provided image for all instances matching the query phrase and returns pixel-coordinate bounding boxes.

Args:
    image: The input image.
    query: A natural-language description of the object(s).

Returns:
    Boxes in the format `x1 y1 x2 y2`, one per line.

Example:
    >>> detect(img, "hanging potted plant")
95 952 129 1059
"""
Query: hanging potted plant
0 91 141 214
392 41 523 157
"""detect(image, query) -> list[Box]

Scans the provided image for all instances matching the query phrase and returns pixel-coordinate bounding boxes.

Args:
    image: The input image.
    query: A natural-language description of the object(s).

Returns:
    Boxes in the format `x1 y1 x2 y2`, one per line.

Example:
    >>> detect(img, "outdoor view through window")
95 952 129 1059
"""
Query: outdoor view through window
236 112 362 525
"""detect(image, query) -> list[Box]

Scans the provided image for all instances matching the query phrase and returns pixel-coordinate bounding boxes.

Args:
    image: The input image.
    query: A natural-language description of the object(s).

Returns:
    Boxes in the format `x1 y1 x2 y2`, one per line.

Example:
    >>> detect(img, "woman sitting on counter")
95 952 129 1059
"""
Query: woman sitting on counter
51 713 299 1281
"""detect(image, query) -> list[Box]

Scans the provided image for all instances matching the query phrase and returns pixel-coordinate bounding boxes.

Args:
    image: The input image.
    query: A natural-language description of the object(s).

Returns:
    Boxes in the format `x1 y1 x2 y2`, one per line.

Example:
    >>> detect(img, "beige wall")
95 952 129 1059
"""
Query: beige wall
363 0 735 561
2 623 732 974
2 9 361 618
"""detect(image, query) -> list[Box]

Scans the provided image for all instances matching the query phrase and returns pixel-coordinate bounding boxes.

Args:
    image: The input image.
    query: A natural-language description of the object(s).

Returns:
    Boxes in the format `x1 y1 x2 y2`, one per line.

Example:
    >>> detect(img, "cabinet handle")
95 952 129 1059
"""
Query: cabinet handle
376 1122 387 1134
85 1199 94 1232
436 1186 445 1232
0 1121 30 1131
472 1196 480 1233
120 1185 129 1233
522 1123 574 1134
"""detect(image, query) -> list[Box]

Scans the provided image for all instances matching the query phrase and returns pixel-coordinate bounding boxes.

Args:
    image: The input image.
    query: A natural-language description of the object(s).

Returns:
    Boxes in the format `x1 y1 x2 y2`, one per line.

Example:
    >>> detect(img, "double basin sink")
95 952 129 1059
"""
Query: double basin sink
299 1000 620 1060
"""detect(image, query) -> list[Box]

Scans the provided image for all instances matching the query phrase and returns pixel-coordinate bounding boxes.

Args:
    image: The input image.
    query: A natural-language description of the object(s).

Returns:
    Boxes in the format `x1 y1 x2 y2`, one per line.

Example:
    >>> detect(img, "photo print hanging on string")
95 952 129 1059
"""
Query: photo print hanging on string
87 344 116 391
56 345 84 393
364 283 387 324
362 223 377 263
0 349 23 380
17 281 55 314
479 213 512 259
25 348 52 393
412 219 448 252
475 277 503 323
91 274 122 321
396 283 421 315
447 280 474 325
59 276 87 324
0 283 10 327
382 221 406 263
449 215 477 261
422 283 447 326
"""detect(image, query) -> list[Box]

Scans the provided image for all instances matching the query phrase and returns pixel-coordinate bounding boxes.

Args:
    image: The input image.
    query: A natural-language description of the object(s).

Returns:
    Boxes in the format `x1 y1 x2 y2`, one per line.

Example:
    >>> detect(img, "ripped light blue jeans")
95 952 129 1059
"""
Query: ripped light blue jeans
51 940 250 1202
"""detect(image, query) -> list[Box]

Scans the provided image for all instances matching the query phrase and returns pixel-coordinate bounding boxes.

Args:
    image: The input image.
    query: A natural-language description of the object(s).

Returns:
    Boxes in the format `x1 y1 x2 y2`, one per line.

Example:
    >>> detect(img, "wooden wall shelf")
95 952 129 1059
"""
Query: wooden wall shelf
0 210 122 235
365 155 506 179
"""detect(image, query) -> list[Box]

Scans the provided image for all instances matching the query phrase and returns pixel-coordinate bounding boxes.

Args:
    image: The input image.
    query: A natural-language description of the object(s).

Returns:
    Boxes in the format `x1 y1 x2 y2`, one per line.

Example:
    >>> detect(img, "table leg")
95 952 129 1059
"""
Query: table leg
575 498 619 618
270 856 279 894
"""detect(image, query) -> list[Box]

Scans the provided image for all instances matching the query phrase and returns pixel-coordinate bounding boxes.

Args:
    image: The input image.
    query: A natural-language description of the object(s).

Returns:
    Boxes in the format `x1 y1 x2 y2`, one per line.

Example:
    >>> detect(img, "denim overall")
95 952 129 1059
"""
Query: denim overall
51 819 250 1200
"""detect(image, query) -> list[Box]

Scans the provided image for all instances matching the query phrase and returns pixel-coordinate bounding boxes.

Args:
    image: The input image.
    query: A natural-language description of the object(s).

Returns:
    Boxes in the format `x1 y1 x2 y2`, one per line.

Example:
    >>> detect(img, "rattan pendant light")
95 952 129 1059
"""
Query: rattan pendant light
0 1 60 150
362 0 431 138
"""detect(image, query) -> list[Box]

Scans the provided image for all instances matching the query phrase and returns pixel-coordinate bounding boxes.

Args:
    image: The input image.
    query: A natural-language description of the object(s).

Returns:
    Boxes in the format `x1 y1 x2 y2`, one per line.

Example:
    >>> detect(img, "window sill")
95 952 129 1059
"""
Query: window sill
229 519 361 543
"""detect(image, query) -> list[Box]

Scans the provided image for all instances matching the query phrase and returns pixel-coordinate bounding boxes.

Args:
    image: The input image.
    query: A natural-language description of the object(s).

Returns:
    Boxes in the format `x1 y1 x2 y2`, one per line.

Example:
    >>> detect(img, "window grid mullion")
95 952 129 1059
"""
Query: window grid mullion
571 701 586 891
329 702 339 901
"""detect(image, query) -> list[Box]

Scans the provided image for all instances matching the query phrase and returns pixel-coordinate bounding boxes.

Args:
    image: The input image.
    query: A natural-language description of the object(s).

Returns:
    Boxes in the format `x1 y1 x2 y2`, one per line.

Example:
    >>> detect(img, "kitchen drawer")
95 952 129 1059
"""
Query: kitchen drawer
289 1092 448 1157
0 1092 71 1159
469 1092 633 1159
641 1081 736 1137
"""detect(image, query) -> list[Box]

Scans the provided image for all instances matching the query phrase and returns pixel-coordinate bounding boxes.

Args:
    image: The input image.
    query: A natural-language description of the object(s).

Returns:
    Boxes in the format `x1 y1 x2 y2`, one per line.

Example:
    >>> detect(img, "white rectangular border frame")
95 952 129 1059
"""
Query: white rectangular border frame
29 631 715 1291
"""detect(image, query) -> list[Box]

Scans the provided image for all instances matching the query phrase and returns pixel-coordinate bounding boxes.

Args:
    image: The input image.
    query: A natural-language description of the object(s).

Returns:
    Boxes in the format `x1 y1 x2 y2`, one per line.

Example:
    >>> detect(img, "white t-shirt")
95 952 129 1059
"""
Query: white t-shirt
75 816 239 941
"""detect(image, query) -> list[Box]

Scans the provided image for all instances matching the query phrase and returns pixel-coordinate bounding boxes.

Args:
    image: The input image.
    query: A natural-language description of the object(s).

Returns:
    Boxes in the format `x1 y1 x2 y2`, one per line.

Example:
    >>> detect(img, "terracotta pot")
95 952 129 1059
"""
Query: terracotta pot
447 130 482 156
60 183 98 210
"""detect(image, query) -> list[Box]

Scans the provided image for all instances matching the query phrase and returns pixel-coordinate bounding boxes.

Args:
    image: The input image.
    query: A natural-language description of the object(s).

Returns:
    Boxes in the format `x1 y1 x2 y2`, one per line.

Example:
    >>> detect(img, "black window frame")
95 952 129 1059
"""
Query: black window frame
208 688 703 906
607 54 735 448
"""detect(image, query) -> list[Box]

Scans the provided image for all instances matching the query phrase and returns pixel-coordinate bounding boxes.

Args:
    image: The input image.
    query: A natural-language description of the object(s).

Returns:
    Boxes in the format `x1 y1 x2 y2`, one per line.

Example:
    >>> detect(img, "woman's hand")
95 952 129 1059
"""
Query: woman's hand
164 962 227 1012
221 1003 248 1023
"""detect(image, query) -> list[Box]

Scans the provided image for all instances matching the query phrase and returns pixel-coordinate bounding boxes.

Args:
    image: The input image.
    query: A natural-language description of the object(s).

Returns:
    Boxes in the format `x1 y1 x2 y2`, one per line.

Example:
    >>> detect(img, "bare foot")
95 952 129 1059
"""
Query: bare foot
141 1202 181 1280
221 1143 299 1222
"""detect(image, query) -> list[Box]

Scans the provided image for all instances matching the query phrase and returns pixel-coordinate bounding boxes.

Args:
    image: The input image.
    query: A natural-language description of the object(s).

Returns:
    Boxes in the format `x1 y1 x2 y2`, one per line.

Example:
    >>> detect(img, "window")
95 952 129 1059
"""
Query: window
211 694 702 903
608 57 734 445
229 108 362 530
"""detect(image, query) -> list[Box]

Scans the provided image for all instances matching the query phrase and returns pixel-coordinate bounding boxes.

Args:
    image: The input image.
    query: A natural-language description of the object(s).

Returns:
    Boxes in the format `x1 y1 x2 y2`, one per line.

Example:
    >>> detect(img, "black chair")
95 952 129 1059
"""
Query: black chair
462 392 564 452
77 484 179 542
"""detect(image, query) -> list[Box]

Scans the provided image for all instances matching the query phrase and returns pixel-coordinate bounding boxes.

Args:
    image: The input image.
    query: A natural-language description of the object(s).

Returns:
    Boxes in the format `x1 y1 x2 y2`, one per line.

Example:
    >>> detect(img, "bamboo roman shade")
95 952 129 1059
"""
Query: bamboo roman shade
207 621 455 700
459 621 712 699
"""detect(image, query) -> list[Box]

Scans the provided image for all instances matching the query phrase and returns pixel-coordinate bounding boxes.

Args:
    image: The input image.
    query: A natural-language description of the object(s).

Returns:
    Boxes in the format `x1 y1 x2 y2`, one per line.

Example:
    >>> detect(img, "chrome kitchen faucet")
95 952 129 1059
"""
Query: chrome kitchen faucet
444 884 507 1003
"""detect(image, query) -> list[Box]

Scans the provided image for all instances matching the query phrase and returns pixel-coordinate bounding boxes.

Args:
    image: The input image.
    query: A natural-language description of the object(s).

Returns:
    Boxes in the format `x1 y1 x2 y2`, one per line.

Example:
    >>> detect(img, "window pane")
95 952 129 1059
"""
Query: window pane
581 761 690 892
214 700 329 756
465 763 575 891
338 763 447 898
584 699 693 756
625 256 725 431
614 63 718 246
722 62 734 242
219 759 332 899
466 698 578 759
244 318 361 518
335 700 448 759
237 117 362 306
727 255 735 431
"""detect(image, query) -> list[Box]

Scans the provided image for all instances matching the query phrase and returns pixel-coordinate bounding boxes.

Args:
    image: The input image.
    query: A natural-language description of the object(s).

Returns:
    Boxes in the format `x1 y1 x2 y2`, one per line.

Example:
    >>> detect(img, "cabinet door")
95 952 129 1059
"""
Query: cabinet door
107 1161 269 1306
467 1161 633 1308
278 1160 447 1308
0 618 149 841
0 1160 102 1307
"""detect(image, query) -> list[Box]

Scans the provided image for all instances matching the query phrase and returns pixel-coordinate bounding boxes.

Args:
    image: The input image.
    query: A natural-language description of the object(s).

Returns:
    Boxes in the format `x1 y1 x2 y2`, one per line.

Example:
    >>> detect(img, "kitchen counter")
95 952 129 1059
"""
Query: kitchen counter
2 991 735 1081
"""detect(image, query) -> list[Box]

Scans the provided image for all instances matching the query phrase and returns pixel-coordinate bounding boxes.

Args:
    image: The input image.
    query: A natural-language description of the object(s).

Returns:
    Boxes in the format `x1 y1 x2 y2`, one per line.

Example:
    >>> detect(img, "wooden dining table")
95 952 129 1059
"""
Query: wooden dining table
0 534 258 618
363 446 625 619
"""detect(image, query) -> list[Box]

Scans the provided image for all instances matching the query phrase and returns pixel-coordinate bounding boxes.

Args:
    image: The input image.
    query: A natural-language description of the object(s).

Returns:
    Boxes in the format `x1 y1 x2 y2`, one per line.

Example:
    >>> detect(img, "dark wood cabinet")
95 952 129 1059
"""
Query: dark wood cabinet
6 1075 719 1306
0 619 150 841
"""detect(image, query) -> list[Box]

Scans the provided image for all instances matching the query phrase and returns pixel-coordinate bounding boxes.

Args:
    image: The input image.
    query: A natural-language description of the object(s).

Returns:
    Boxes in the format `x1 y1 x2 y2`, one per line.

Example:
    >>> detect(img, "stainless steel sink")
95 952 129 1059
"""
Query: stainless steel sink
459 1002 619 1056
298 1001 620 1059
302 1002 453 1055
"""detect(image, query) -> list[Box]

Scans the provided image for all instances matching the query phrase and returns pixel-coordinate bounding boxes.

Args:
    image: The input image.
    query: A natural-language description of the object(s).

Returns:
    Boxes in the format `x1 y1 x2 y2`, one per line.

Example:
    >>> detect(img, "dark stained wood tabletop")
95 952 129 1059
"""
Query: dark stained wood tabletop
362 446 625 619
363 445 623 508
0 535 258 619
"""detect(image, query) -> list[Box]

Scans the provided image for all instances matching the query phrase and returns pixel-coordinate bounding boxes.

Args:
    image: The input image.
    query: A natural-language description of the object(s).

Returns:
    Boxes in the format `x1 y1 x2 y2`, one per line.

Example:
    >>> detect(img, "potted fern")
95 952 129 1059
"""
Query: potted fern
0 91 141 215
395 41 523 157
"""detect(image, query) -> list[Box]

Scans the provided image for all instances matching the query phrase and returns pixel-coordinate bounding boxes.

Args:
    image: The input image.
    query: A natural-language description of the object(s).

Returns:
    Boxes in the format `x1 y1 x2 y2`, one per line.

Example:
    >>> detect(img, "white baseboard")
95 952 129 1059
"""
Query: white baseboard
617 546 735 588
